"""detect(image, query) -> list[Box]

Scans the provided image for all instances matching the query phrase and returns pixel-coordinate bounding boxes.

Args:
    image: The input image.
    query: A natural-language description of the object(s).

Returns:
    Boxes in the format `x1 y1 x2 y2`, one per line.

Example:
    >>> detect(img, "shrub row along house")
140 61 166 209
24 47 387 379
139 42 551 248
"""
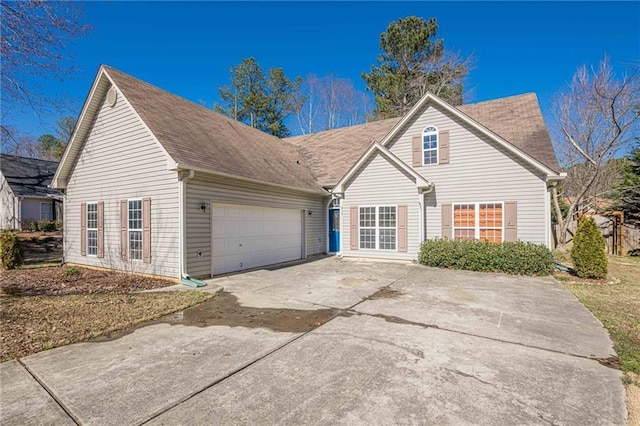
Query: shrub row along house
0 154 63 230
51 65 564 280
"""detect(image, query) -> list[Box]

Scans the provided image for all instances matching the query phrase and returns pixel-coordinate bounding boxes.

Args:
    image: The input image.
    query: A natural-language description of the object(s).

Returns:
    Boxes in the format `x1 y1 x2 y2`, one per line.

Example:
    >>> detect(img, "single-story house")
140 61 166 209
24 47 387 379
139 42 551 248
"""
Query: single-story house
1 154 63 230
51 65 564 280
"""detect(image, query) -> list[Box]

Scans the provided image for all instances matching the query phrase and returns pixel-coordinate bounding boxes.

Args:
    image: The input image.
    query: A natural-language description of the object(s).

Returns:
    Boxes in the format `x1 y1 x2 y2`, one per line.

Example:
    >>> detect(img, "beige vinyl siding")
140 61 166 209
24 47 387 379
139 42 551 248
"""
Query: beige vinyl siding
388 103 549 245
186 172 327 278
0 174 17 229
64 87 180 278
342 152 421 261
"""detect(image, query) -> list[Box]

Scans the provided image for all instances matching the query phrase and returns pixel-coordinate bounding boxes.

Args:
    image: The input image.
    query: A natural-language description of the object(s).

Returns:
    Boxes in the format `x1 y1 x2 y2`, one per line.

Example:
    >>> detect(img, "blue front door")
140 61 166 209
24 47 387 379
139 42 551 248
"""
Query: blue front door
329 208 340 252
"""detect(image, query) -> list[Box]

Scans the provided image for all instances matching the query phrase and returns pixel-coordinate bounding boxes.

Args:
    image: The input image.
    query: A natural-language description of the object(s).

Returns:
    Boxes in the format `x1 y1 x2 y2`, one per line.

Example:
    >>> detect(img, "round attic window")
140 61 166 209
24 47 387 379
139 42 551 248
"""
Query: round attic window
106 87 117 107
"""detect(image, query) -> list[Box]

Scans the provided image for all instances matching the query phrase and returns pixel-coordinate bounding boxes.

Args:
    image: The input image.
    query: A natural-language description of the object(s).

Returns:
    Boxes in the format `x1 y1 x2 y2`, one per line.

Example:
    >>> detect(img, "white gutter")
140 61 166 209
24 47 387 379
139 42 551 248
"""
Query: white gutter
170 162 328 196
178 169 195 280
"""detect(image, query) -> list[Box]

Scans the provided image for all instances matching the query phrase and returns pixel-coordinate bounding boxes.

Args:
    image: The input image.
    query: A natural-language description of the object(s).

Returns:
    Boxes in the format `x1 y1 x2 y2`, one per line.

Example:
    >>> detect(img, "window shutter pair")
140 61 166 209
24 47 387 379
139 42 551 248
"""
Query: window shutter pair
80 202 104 258
120 198 151 263
440 201 517 242
348 205 408 252
412 130 450 167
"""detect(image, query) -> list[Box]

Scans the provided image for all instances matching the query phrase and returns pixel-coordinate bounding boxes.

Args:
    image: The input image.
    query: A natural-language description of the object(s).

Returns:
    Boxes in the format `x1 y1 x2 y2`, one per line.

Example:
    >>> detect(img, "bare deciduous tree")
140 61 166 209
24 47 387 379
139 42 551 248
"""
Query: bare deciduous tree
294 74 372 135
551 57 640 250
1 1 89 148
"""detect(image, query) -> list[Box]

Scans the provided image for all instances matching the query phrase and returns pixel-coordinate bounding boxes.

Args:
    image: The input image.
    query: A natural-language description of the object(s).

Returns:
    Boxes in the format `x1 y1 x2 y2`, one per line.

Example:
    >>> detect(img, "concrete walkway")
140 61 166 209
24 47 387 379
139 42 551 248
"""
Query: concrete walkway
1 258 627 425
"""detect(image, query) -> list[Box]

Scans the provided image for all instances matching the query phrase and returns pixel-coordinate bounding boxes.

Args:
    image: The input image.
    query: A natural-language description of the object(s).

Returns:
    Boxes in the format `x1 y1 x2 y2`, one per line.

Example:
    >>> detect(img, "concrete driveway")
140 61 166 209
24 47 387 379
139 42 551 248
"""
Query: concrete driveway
1 257 626 425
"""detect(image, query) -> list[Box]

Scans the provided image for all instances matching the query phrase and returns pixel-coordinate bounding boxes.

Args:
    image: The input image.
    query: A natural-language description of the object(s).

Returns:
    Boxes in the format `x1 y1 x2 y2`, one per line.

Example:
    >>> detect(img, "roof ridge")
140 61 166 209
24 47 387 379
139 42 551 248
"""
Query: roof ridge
284 117 400 141
459 92 537 108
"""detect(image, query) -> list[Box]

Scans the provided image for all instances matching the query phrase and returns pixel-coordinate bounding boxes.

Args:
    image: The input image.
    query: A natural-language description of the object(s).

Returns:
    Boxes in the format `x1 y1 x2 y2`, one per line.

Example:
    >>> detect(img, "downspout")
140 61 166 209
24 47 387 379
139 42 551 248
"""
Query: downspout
419 184 435 243
178 170 205 287
545 182 554 249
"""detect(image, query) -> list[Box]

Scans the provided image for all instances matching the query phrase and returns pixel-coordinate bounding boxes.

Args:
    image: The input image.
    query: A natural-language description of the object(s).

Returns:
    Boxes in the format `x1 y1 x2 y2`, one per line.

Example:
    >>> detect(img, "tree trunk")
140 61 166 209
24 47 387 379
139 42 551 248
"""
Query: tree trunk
551 185 568 252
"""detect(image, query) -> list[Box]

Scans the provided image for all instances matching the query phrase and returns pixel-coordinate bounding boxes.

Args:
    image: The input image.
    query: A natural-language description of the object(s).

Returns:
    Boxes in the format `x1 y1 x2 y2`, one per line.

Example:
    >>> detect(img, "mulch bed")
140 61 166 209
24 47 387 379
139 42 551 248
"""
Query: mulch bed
0 266 176 296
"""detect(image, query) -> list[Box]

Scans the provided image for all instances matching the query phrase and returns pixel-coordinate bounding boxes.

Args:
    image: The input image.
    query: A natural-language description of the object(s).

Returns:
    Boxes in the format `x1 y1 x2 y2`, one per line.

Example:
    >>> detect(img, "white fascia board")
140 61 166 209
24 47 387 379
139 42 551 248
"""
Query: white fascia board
51 67 109 189
172 163 329 196
378 92 561 178
333 142 432 194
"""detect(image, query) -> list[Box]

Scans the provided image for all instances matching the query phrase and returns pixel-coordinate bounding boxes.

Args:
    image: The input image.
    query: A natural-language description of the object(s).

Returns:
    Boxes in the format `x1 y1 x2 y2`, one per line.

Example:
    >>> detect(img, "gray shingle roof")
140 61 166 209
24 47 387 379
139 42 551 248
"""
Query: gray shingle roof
0 154 61 197
286 93 561 186
104 67 325 194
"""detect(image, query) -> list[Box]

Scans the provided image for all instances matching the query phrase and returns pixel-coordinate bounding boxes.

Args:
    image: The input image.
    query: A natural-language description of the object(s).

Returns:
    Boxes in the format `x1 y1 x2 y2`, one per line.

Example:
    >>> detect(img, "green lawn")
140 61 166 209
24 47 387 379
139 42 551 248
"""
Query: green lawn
555 253 640 380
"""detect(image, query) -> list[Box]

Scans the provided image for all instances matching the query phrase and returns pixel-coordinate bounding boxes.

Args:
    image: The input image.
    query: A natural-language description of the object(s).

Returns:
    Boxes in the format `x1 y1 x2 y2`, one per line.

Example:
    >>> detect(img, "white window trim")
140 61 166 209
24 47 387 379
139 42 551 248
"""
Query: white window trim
452 202 505 243
86 201 98 257
39 202 54 220
128 198 143 262
359 205 398 251
422 125 439 166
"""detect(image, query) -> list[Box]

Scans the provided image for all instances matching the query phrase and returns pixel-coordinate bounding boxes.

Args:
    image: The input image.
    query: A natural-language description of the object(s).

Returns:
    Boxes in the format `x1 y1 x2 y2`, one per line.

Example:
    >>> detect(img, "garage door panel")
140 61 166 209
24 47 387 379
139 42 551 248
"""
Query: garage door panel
211 204 303 275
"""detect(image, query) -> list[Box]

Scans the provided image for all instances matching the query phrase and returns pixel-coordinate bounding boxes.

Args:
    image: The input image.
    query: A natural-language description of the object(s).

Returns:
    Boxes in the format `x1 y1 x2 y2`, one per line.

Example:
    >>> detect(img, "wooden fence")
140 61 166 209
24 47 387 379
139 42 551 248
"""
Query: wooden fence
553 216 640 255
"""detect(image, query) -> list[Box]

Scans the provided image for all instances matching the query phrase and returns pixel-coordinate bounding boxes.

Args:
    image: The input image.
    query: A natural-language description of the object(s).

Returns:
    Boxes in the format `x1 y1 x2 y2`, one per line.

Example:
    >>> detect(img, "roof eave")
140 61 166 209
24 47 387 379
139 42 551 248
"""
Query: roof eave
171 163 329 196
51 66 111 189
333 142 432 194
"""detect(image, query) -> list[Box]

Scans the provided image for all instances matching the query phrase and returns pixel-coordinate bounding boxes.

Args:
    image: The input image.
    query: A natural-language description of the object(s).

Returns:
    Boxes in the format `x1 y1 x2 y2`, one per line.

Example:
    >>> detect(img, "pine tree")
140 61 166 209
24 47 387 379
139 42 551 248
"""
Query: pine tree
362 16 468 119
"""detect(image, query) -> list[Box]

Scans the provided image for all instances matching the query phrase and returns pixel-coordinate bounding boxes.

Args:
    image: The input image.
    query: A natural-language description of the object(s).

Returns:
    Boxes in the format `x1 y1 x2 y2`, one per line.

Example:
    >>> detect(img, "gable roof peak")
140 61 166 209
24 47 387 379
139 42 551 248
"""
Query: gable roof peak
54 65 325 194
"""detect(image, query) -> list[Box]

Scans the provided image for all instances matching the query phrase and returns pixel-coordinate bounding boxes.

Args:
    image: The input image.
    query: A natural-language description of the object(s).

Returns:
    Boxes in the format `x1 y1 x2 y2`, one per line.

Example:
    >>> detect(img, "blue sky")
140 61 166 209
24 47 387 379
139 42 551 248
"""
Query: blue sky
5 1 640 138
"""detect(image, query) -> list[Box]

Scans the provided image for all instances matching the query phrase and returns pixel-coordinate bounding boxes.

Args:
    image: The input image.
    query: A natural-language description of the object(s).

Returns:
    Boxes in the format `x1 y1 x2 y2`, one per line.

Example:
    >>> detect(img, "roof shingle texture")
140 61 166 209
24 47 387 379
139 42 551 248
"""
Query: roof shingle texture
286 93 560 186
104 67 324 194
0 154 61 197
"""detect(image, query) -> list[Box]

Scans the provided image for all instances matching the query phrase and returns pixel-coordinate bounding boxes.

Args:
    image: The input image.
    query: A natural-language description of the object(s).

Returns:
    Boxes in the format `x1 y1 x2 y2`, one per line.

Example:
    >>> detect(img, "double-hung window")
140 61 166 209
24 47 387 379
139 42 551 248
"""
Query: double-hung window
40 202 53 220
87 202 98 256
423 126 438 165
359 206 397 250
128 199 143 261
453 202 503 243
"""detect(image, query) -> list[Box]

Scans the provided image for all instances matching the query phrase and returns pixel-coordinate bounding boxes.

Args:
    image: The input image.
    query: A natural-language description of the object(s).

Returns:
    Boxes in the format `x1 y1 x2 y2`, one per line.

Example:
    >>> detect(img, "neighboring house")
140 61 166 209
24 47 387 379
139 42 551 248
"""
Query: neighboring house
1 154 63 230
52 65 564 280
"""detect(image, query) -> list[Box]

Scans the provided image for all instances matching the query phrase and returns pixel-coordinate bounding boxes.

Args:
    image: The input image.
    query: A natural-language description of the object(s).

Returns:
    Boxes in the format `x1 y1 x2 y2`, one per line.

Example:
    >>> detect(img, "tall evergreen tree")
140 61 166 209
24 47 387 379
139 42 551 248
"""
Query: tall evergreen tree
215 58 301 138
362 16 469 119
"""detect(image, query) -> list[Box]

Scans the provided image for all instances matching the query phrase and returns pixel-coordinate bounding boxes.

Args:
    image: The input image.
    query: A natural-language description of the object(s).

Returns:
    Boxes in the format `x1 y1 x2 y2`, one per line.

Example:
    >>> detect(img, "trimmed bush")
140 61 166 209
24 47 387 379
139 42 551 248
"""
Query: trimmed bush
571 217 607 279
418 238 554 276
0 232 24 270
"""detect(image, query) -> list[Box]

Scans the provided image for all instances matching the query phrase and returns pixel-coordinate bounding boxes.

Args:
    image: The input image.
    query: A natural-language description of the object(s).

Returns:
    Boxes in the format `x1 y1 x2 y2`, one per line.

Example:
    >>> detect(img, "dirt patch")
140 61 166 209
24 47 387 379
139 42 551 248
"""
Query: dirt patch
0 266 176 296
16 231 63 265
367 287 405 300
96 291 340 341
0 291 212 361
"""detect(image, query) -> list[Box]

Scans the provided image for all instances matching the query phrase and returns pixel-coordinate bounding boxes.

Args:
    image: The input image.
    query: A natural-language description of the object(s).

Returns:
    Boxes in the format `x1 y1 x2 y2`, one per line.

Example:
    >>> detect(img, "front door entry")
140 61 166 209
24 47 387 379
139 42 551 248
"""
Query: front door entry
329 208 340 252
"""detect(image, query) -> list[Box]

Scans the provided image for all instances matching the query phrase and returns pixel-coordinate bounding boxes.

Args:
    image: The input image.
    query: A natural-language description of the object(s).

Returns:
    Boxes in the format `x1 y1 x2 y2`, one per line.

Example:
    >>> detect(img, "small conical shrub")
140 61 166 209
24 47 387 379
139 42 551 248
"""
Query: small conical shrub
571 217 607 279
0 232 24 270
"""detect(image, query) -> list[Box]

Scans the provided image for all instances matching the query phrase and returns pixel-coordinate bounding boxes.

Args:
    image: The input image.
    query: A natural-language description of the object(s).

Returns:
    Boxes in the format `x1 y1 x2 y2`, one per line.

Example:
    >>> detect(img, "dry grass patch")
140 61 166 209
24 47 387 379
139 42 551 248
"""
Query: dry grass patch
1 291 212 361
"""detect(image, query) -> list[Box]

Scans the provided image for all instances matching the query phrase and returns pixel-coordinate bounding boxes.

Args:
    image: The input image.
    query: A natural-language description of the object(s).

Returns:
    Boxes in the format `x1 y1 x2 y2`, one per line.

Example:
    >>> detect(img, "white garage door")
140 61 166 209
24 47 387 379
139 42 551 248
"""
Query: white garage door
211 203 303 275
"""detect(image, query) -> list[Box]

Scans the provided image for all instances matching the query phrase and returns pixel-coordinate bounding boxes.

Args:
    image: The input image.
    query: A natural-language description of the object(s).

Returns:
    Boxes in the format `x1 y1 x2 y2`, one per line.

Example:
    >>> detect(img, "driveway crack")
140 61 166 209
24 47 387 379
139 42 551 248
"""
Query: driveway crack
18 359 80 425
